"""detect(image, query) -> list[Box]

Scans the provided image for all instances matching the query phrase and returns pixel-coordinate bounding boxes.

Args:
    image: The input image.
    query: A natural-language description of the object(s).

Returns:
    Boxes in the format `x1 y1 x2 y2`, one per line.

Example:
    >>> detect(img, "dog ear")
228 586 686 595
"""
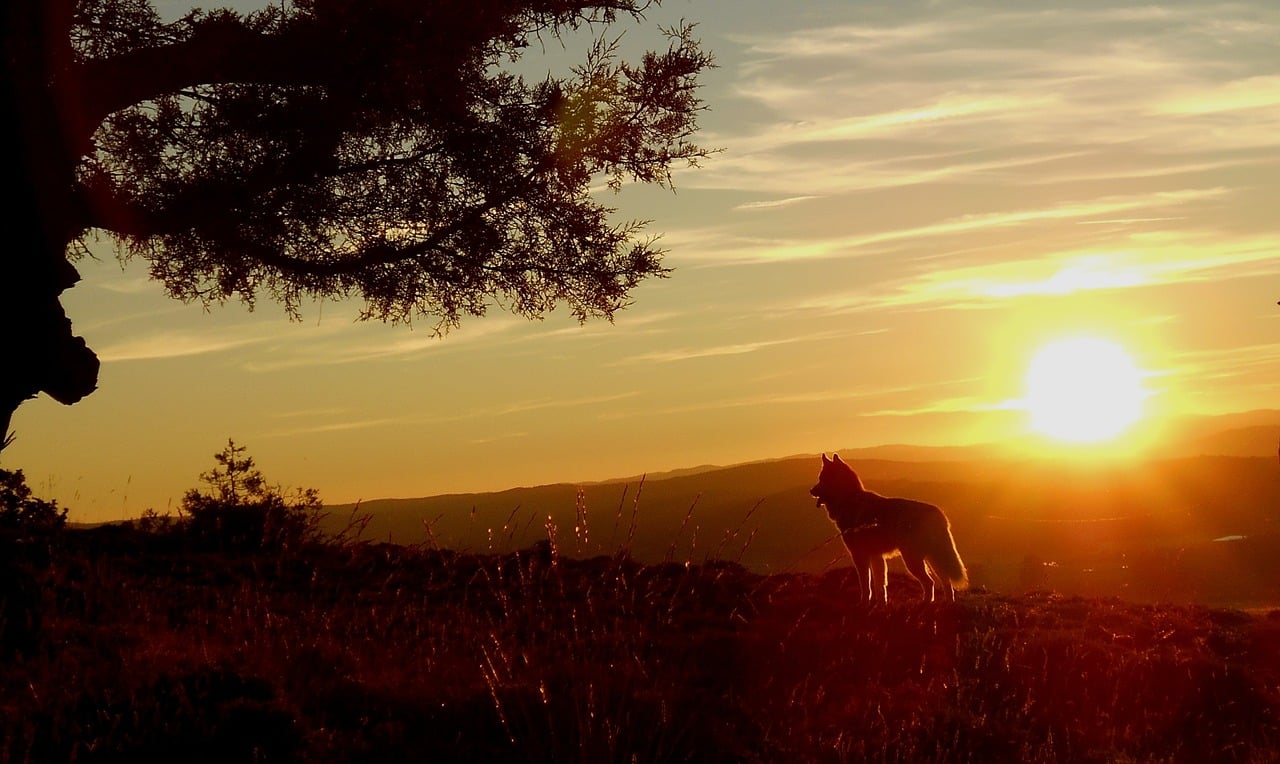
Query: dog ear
821 453 830 464
833 453 845 464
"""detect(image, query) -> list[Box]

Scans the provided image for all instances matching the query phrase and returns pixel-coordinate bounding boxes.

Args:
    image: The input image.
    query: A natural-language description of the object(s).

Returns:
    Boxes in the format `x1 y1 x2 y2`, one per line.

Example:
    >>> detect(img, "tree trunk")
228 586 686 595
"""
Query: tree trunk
1 0 99 450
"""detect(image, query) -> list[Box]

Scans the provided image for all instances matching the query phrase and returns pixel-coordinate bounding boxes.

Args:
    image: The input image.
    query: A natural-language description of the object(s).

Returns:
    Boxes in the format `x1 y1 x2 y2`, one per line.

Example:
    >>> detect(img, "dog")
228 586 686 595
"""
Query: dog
810 453 968 603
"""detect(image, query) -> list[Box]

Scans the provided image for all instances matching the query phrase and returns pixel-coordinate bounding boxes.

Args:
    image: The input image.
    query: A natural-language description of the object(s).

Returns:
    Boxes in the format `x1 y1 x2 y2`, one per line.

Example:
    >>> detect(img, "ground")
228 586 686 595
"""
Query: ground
2 527 1278 762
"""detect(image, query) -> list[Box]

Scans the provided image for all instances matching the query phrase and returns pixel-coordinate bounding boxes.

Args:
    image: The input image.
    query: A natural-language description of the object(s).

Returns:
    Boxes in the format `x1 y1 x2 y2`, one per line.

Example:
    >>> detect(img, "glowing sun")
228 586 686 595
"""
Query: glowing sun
1024 338 1147 443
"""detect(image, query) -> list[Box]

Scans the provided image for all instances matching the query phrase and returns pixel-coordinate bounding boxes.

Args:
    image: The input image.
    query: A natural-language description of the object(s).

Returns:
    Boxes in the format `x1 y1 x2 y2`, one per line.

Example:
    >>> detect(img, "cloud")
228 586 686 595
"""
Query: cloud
534 309 686 341
786 231 1280 316
734 196 821 211
96 276 157 295
97 331 267 362
241 316 525 372
863 397 1022 418
269 407 349 420
677 187 1231 265
693 144 1089 198
258 418 400 439
698 2 1280 203
1167 342 1280 380
614 327 858 365
618 338 798 364
479 392 639 418
1156 75 1280 116
257 392 638 438
596 376 985 421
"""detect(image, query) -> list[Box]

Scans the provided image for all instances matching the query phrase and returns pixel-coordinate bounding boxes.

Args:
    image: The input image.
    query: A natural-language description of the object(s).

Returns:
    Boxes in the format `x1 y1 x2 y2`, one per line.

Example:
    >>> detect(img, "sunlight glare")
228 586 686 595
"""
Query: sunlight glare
1024 338 1147 443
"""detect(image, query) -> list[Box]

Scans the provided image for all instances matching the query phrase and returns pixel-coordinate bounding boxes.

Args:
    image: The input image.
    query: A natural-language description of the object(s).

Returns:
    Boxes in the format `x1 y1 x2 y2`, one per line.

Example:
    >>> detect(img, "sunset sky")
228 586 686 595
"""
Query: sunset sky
7 0 1280 521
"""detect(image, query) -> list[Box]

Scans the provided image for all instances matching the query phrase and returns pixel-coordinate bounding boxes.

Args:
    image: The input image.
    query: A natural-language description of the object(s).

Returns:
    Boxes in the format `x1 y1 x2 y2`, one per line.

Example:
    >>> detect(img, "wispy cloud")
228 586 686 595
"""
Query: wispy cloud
97 331 267 362
96 276 157 295
678 188 1231 265
613 326 858 365
478 392 639 418
241 316 525 372
787 231 1280 316
596 376 985 421
269 407 349 420
1156 75 1280 116
734 196 820 211
698 2 1280 205
1166 342 1280 380
618 338 797 364
258 418 400 439
533 309 685 341
863 397 1022 418
257 392 639 438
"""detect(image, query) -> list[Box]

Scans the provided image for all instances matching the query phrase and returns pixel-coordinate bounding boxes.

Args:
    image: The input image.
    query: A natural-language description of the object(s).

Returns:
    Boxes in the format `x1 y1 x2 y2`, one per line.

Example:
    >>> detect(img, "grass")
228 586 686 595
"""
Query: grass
2 516 1279 763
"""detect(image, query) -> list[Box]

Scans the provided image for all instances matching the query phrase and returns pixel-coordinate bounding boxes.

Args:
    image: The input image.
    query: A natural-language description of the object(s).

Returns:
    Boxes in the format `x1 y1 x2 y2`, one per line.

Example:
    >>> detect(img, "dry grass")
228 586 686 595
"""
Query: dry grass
1 516 1278 763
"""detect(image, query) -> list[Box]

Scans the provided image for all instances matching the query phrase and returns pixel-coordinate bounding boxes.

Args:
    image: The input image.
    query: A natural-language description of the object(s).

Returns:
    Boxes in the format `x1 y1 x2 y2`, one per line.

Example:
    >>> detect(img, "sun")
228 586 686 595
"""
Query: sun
1024 337 1147 443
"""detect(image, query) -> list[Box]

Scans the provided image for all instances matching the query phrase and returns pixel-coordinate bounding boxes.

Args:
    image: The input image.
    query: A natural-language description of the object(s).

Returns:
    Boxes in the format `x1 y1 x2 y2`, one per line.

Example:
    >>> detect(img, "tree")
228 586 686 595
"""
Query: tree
0 468 68 532
0 0 715 446
180 438 322 552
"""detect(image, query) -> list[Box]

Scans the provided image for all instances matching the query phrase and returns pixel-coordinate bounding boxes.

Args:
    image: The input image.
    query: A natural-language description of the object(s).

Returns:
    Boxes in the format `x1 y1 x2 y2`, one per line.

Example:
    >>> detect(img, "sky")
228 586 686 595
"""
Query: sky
6 0 1280 521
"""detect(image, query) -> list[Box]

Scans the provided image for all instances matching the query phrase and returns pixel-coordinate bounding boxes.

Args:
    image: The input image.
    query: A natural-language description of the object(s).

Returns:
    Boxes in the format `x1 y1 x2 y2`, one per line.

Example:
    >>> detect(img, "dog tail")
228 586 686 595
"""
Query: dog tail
934 526 969 589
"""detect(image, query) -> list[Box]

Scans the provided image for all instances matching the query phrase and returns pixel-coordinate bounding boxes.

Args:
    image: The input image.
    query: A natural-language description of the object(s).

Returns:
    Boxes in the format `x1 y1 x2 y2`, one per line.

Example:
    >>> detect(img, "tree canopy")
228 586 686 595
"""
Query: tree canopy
0 0 714 445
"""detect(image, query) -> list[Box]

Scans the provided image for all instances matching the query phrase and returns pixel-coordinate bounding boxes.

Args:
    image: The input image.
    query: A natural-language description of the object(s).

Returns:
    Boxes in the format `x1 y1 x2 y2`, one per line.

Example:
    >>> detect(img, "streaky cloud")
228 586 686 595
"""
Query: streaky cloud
863 396 1022 418
734 196 820 211
787 231 1280 316
618 339 798 364
257 418 400 439
98 331 265 362
680 188 1230 265
241 316 525 372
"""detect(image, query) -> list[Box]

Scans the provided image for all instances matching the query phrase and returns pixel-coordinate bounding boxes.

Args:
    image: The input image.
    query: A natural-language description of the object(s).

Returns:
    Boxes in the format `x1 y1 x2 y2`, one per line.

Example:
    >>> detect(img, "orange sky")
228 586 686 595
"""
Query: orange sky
6 1 1280 521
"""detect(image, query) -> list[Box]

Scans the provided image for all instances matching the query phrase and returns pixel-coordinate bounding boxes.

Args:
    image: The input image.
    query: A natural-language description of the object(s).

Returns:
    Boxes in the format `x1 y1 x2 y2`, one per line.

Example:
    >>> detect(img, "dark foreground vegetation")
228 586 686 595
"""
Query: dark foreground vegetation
3 517 1279 763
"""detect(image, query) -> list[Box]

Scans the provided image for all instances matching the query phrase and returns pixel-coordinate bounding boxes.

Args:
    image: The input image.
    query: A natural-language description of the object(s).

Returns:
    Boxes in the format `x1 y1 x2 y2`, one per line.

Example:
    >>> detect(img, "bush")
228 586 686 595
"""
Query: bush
0 468 67 533
0 469 62 655
179 439 323 554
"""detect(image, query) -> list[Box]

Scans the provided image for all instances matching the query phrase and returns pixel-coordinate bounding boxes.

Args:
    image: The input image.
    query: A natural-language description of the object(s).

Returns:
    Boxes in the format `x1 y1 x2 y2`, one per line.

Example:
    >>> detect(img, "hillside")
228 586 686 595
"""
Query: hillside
324 416 1280 607
3 529 1278 762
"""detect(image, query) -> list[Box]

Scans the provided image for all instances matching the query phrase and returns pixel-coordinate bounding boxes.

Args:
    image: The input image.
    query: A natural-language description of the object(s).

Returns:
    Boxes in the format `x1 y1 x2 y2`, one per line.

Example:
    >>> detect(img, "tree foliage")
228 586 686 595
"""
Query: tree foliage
179 439 323 553
0 468 68 533
1 0 715 442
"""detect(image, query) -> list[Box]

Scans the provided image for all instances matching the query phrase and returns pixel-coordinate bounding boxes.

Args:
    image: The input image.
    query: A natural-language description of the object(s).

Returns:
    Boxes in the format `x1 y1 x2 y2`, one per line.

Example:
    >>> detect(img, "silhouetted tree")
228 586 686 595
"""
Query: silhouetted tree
0 468 68 532
180 438 323 553
0 0 715 445
0 468 62 655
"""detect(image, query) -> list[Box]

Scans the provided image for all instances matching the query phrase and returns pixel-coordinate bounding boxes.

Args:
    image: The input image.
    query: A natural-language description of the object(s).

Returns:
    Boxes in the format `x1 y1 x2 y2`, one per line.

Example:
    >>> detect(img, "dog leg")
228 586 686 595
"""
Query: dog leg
855 556 873 603
870 555 888 603
903 554 934 602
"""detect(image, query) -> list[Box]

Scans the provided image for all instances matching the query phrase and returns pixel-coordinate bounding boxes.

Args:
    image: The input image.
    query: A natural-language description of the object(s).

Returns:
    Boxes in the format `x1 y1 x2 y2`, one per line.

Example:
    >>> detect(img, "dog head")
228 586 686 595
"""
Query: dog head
810 453 864 508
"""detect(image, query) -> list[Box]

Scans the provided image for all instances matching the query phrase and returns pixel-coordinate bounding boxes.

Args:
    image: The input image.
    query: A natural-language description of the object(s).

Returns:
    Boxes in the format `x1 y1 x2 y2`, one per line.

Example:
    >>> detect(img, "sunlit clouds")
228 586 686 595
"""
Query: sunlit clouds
702 1 1280 206
787 234 1280 316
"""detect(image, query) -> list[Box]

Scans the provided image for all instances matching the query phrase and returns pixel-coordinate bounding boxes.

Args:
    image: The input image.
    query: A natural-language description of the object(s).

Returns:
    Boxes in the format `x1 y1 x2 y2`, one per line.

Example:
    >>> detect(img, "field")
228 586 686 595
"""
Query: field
3 521 1279 763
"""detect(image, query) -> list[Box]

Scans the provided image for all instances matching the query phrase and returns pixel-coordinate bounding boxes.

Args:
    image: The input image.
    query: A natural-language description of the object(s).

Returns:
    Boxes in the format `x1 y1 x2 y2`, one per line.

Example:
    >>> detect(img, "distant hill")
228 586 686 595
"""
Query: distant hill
1150 409 1280 457
323 410 1280 605
1174 423 1280 459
